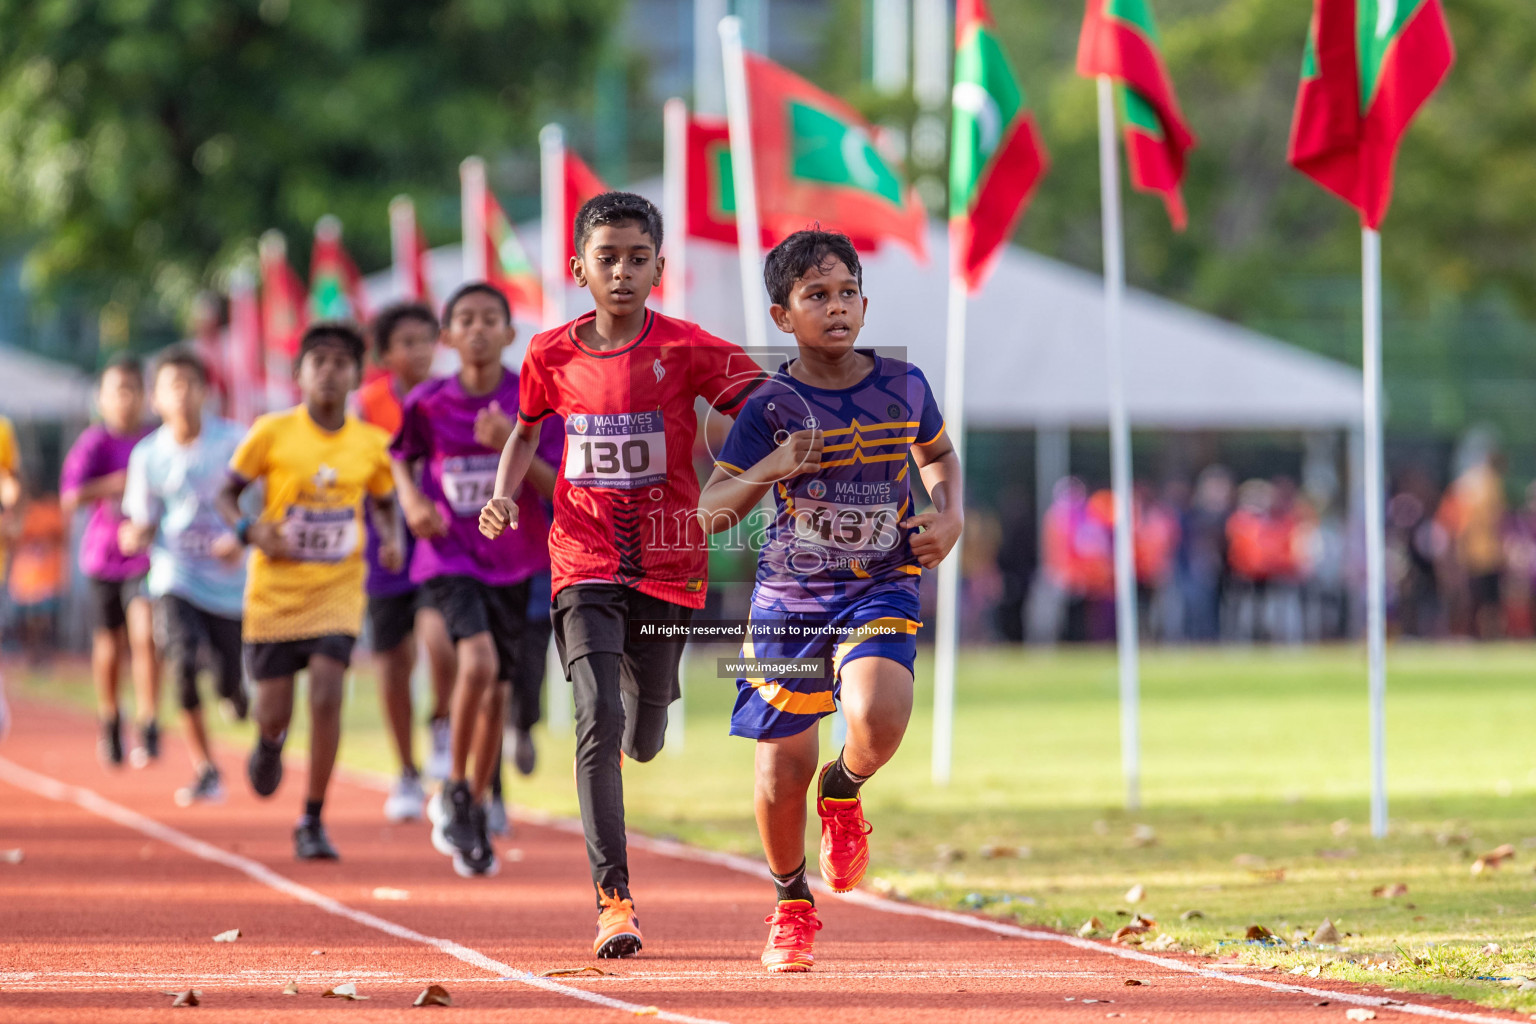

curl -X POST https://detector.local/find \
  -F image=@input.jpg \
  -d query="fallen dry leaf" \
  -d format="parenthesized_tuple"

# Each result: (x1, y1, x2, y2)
(1132, 913, 1156, 928)
(211, 929, 240, 943)
(1313, 919, 1341, 944)
(1111, 923, 1151, 944)
(1344, 1010, 1377, 1021)
(164, 989, 200, 1007)
(1143, 933, 1181, 952)
(1482, 943, 1502, 955)
(322, 983, 368, 1000)
(1129, 824, 1157, 847)
(541, 966, 614, 978)
(1250, 868, 1288, 883)
(310, 950, 324, 956)
(1371, 883, 1408, 898)
(413, 984, 452, 1007)
(633, 1008, 660, 1017)
(1124, 979, 1145, 986)
(1179, 909, 1204, 920)
(371, 886, 410, 901)
(978, 844, 1028, 860)
(1, 848, 22, 864)
(1246, 925, 1276, 942)
(1124, 884, 1146, 903)
(1077, 917, 1104, 937)
(935, 844, 964, 863)
(282, 981, 299, 996)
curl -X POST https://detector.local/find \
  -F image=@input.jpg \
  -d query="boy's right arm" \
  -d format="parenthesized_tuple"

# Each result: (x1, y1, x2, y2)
(480, 419, 540, 539)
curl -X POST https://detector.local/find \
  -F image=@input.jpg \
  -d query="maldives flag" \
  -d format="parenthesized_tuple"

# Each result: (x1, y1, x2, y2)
(1077, 0, 1198, 230)
(258, 230, 306, 356)
(308, 216, 369, 323)
(1288, 0, 1453, 229)
(485, 190, 544, 317)
(744, 53, 927, 258)
(389, 196, 433, 305)
(950, 0, 1049, 292)
(686, 115, 777, 248)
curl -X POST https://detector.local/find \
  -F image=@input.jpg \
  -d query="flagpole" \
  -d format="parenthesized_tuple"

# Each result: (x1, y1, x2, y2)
(540, 124, 567, 330)
(460, 157, 488, 285)
(932, 268, 966, 786)
(718, 15, 769, 351)
(1097, 74, 1141, 812)
(1362, 226, 1388, 839)
(662, 97, 689, 320)
(390, 196, 416, 300)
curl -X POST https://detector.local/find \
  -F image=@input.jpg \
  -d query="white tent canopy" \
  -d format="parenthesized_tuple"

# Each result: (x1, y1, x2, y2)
(365, 216, 1361, 433)
(0, 344, 94, 421)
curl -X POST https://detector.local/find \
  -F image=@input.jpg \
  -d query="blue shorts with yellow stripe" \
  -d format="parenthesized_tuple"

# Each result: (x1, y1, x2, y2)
(728, 588, 921, 740)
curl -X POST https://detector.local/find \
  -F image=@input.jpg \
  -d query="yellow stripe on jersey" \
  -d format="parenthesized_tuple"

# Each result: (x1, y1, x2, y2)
(914, 422, 947, 447)
(230, 407, 395, 644)
(819, 418, 919, 438)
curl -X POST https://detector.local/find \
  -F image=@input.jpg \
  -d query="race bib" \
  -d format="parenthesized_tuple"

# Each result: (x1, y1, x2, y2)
(283, 506, 359, 563)
(789, 499, 902, 553)
(172, 523, 222, 559)
(563, 412, 667, 489)
(440, 454, 500, 516)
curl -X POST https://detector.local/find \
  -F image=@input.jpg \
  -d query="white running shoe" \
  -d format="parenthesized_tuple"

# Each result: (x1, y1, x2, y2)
(384, 773, 427, 823)
(427, 786, 448, 827)
(426, 716, 451, 780)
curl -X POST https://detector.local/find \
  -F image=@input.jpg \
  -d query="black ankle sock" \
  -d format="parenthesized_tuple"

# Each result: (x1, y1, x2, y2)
(259, 732, 285, 752)
(303, 798, 323, 822)
(771, 859, 814, 904)
(819, 752, 870, 801)
(490, 768, 503, 799)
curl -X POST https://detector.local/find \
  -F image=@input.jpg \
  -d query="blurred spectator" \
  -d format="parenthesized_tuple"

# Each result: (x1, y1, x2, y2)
(1386, 466, 1446, 637)
(1225, 477, 1308, 643)
(993, 486, 1036, 643)
(1175, 466, 1232, 642)
(1504, 481, 1536, 638)
(1436, 444, 1507, 638)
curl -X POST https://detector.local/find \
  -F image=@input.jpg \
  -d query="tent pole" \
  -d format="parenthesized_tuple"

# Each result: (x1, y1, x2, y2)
(539, 125, 567, 330)
(1097, 75, 1141, 812)
(1362, 226, 1388, 839)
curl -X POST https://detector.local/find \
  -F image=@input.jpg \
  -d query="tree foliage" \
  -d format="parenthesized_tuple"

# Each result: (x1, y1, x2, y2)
(0, 0, 617, 316)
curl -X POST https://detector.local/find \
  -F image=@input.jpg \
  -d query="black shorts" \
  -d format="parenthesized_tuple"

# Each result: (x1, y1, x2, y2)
(552, 583, 693, 704)
(157, 595, 243, 712)
(89, 575, 147, 632)
(244, 634, 356, 682)
(424, 575, 530, 683)
(367, 587, 424, 653)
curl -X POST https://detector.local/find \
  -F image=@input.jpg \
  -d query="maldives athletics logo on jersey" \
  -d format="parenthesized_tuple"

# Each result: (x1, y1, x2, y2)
(1288, 0, 1454, 229)
(807, 480, 828, 500)
(571, 414, 589, 435)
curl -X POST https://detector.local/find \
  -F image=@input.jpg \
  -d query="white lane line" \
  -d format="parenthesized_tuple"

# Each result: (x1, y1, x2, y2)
(0, 756, 729, 1024)
(501, 807, 1523, 1024)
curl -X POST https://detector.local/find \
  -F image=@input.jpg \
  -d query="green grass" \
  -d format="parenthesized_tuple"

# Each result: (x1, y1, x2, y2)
(18, 643, 1536, 1012)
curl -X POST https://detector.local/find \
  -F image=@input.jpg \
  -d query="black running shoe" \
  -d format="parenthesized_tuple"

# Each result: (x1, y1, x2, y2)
(130, 720, 160, 768)
(431, 780, 476, 859)
(247, 735, 284, 797)
(452, 803, 500, 878)
(98, 715, 124, 768)
(175, 765, 225, 807)
(293, 818, 339, 861)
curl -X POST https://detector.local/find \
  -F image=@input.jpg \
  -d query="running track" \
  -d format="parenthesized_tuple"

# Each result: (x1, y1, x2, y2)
(0, 698, 1525, 1022)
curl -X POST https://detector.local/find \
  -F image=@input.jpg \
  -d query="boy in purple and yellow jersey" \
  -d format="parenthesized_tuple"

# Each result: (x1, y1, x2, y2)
(699, 230, 963, 973)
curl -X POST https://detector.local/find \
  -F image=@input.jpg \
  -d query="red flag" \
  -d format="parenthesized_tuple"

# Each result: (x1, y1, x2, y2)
(189, 291, 231, 413)
(685, 115, 777, 248)
(743, 53, 927, 257)
(258, 230, 305, 406)
(1288, 0, 1453, 229)
(308, 216, 369, 323)
(1077, 0, 1198, 230)
(562, 152, 609, 265)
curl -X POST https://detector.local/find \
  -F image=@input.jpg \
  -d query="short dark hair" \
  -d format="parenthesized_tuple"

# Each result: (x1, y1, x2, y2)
(763, 229, 864, 307)
(99, 352, 144, 385)
(371, 301, 438, 359)
(298, 321, 366, 368)
(153, 345, 208, 384)
(572, 191, 664, 259)
(441, 282, 510, 326)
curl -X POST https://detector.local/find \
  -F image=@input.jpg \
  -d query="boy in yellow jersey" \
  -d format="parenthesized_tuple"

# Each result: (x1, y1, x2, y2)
(217, 323, 403, 860)
(0, 413, 20, 742)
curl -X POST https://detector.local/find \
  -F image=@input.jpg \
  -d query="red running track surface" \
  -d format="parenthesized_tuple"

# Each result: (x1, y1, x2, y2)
(0, 697, 1524, 1023)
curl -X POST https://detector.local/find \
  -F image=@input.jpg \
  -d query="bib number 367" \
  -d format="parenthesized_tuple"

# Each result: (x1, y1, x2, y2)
(283, 507, 359, 563)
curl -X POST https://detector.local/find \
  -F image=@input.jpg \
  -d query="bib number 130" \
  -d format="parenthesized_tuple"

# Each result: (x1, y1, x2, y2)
(563, 412, 667, 489)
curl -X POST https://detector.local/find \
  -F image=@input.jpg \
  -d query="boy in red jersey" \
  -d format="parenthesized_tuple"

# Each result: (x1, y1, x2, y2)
(481, 192, 764, 957)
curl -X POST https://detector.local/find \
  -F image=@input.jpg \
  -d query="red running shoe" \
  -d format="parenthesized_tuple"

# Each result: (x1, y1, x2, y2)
(761, 898, 822, 973)
(817, 760, 872, 893)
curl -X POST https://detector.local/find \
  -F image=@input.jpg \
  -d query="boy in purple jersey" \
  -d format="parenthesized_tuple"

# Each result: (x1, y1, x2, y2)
(392, 282, 555, 878)
(61, 355, 159, 769)
(698, 230, 962, 973)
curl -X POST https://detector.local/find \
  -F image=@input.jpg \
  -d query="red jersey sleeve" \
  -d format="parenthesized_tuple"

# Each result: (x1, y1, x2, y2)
(517, 333, 559, 426)
(687, 326, 768, 415)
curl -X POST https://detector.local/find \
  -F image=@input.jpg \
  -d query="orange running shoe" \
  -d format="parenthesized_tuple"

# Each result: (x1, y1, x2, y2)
(761, 899, 822, 973)
(593, 889, 643, 958)
(817, 760, 872, 893)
